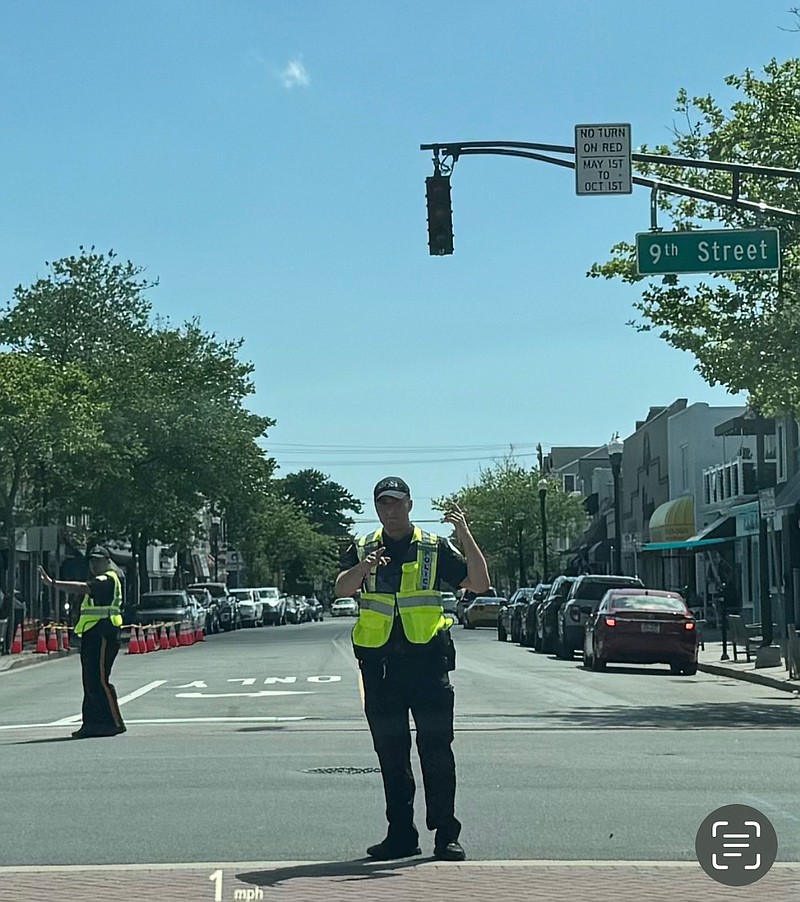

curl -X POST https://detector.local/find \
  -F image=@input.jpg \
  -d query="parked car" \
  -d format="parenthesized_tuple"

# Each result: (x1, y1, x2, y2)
(256, 587, 286, 625)
(497, 599, 512, 642)
(189, 582, 240, 631)
(295, 597, 313, 623)
(229, 588, 263, 627)
(583, 588, 699, 675)
(135, 591, 205, 634)
(440, 592, 458, 619)
(283, 595, 299, 624)
(186, 586, 221, 635)
(522, 583, 552, 647)
(464, 595, 507, 629)
(331, 597, 358, 617)
(535, 576, 577, 654)
(305, 596, 324, 621)
(506, 587, 538, 644)
(456, 590, 475, 624)
(557, 575, 645, 659)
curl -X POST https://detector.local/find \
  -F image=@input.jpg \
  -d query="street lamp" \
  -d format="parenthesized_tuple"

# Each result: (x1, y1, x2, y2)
(210, 514, 221, 582)
(538, 479, 549, 581)
(607, 435, 624, 574)
(514, 512, 527, 587)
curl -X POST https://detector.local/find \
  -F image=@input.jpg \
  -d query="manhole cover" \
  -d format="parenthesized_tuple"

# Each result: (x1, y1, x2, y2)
(303, 766, 381, 775)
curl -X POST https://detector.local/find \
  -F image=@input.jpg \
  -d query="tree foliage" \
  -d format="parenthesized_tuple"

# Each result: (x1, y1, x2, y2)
(589, 58, 800, 414)
(277, 469, 363, 538)
(434, 458, 586, 587)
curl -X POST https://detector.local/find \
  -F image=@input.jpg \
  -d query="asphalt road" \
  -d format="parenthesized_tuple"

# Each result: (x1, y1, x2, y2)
(1, 616, 799, 867)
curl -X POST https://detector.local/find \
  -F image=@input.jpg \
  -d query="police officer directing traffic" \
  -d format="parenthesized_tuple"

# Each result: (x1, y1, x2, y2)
(39, 545, 126, 739)
(336, 477, 490, 862)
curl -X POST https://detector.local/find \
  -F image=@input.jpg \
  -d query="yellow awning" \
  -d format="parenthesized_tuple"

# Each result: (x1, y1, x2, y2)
(648, 495, 694, 543)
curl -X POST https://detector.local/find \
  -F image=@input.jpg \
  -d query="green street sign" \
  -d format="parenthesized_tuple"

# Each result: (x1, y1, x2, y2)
(636, 228, 780, 275)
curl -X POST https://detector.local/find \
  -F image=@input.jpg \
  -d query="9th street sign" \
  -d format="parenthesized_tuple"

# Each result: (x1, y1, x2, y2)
(636, 228, 780, 275)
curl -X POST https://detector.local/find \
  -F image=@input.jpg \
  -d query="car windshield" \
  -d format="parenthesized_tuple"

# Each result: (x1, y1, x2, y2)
(138, 595, 186, 610)
(612, 595, 688, 613)
(230, 591, 252, 600)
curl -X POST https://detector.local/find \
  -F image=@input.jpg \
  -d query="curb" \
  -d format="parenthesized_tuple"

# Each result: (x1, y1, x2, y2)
(0, 650, 73, 673)
(697, 660, 800, 693)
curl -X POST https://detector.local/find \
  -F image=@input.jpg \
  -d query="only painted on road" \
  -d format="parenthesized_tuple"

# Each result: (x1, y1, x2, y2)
(636, 228, 780, 275)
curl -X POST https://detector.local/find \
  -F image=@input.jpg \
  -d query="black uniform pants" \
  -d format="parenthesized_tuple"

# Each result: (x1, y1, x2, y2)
(360, 655, 461, 845)
(79, 619, 125, 733)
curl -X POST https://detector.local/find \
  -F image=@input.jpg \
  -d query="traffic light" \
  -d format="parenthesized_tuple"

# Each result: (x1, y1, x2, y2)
(425, 174, 454, 255)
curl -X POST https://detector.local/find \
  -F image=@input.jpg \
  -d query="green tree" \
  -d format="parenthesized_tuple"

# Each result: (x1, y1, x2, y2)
(589, 58, 800, 414)
(434, 458, 586, 588)
(0, 249, 277, 591)
(0, 353, 101, 601)
(277, 469, 363, 538)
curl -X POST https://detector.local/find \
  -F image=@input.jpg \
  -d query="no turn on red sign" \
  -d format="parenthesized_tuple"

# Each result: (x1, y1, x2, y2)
(575, 123, 632, 195)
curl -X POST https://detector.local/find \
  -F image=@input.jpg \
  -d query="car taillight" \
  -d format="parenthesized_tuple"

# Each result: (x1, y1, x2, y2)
(569, 607, 581, 622)
(604, 616, 617, 628)
(685, 621, 695, 630)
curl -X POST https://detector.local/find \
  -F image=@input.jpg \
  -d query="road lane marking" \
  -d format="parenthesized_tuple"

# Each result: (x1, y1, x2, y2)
(0, 716, 310, 731)
(175, 690, 315, 698)
(48, 679, 168, 725)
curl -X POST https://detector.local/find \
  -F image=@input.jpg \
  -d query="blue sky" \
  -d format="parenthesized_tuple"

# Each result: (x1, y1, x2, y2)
(1, 0, 796, 531)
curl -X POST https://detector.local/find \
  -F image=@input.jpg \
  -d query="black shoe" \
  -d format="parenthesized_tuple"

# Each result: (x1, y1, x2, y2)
(70, 727, 119, 739)
(366, 839, 421, 860)
(434, 840, 466, 861)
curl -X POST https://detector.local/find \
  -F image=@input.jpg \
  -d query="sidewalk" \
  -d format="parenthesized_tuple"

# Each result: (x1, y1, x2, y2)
(1, 860, 799, 902)
(697, 633, 800, 694)
(0, 647, 73, 673)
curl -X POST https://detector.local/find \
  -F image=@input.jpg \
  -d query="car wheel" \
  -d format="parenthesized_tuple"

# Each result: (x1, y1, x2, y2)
(555, 630, 570, 659)
(533, 628, 542, 652)
(465, 619, 475, 630)
(592, 652, 606, 671)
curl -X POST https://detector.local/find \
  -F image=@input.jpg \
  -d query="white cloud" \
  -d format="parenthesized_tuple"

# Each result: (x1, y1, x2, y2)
(280, 58, 310, 89)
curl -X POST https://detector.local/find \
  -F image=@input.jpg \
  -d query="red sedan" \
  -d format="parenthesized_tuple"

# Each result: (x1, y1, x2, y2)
(583, 589, 699, 675)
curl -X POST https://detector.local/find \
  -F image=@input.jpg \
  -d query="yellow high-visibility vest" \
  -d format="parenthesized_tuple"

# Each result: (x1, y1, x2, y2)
(74, 569, 124, 637)
(352, 527, 452, 649)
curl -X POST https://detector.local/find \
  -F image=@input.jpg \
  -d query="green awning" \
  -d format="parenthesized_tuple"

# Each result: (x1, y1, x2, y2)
(639, 537, 733, 552)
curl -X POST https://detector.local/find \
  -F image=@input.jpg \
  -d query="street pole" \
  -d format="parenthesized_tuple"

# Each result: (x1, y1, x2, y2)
(538, 479, 548, 582)
(211, 515, 220, 583)
(515, 512, 526, 587)
(607, 436, 624, 575)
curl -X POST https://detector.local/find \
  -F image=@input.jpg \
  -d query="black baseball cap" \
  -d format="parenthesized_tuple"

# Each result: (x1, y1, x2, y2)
(88, 545, 111, 559)
(374, 477, 411, 501)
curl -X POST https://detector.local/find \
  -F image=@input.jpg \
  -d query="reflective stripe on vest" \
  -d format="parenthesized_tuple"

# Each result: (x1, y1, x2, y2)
(352, 527, 447, 648)
(74, 569, 124, 636)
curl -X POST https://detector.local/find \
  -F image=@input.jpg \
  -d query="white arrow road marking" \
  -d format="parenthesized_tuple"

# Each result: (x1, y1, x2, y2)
(48, 680, 168, 726)
(228, 679, 256, 685)
(175, 680, 208, 689)
(175, 690, 314, 699)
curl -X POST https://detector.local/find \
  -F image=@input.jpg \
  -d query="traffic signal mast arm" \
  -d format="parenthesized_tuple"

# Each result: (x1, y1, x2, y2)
(420, 141, 800, 224)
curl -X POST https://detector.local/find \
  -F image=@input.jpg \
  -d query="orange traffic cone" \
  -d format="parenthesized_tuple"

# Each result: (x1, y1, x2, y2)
(60, 626, 71, 652)
(186, 622, 195, 645)
(11, 624, 22, 654)
(168, 623, 178, 648)
(47, 627, 59, 653)
(127, 628, 141, 655)
(145, 627, 157, 653)
(36, 626, 48, 654)
(159, 626, 169, 650)
(195, 622, 205, 643)
(139, 626, 149, 653)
